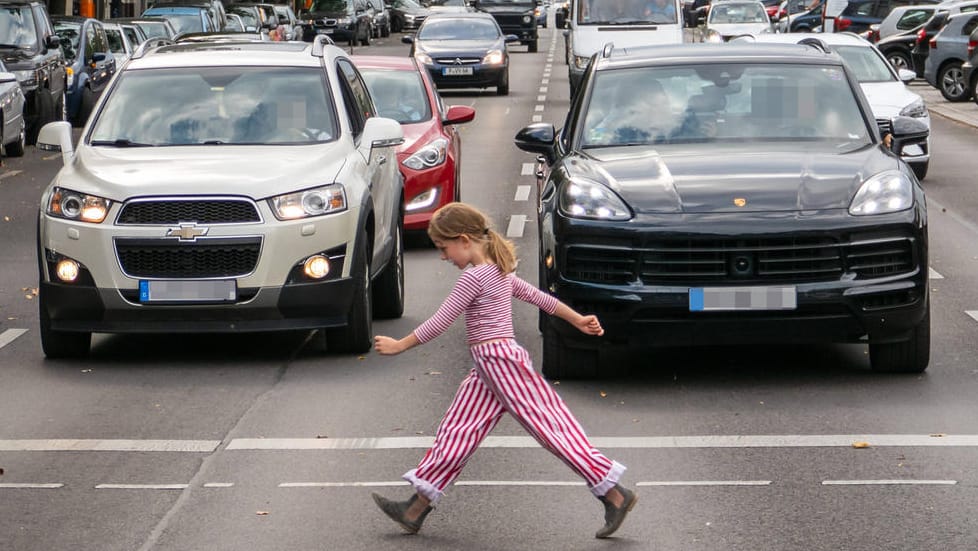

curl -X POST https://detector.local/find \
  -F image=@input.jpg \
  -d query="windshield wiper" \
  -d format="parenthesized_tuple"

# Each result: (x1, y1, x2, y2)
(90, 139, 154, 147)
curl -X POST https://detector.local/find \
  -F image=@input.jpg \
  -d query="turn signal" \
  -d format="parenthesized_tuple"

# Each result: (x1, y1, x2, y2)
(56, 259, 80, 282)
(303, 255, 330, 279)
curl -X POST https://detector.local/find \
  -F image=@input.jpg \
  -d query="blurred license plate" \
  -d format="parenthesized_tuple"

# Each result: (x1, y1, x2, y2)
(139, 280, 236, 303)
(689, 286, 796, 312)
(443, 67, 473, 76)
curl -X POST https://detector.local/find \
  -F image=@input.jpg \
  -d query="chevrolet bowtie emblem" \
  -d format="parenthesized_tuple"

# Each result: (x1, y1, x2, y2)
(167, 223, 208, 241)
(733, 198, 747, 207)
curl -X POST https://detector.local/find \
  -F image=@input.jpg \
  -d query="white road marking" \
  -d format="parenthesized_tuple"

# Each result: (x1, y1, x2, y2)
(542, 78, 549, 84)
(967, 311, 978, 323)
(505, 107, 510, 115)
(515, 185, 532, 201)
(534, 105, 545, 111)
(532, 115, 543, 122)
(929, 267, 944, 279)
(203, 483, 234, 488)
(0, 170, 23, 180)
(96, 484, 189, 490)
(506, 215, 528, 238)
(280, 481, 410, 488)
(521, 162, 535, 175)
(0, 439, 220, 452)
(539, 87, 548, 93)
(0, 328, 28, 350)
(0, 483, 64, 489)
(537, 95, 547, 101)
(457, 481, 584, 487)
(638, 480, 771, 487)
(822, 480, 957, 486)
(225, 434, 978, 450)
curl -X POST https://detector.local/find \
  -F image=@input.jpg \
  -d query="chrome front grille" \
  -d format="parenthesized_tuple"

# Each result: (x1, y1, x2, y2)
(117, 198, 261, 225)
(433, 57, 481, 65)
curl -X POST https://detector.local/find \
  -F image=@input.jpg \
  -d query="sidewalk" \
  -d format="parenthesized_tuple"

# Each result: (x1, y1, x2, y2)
(910, 81, 978, 129)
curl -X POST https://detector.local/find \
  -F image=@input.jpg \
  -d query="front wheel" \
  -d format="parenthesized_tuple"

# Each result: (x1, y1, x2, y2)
(938, 61, 969, 102)
(541, 322, 598, 379)
(39, 289, 91, 358)
(869, 308, 930, 373)
(4, 120, 26, 157)
(885, 49, 912, 73)
(372, 220, 405, 319)
(497, 70, 509, 95)
(324, 233, 373, 353)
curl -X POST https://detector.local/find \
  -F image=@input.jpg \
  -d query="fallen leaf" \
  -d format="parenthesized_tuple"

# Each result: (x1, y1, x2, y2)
(0, 467, 4, 475)
(24, 294, 33, 300)
(599, 391, 607, 398)
(426, 371, 442, 376)
(256, 511, 269, 516)
(552, 381, 560, 385)
(316, 434, 328, 439)
(358, 356, 365, 360)
(415, 431, 425, 435)
(852, 441, 871, 449)
(3, 216, 9, 222)
(31, 288, 38, 295)
(929, 433, 946, 438)
(632, 419, 639, 423)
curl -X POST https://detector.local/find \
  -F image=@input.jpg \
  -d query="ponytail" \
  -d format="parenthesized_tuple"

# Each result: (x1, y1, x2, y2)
(485, 229, 517, 274)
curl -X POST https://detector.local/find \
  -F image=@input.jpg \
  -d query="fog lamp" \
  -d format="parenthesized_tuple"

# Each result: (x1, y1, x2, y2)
(56, 259, 80, 282)
(303, 255, 330, 279)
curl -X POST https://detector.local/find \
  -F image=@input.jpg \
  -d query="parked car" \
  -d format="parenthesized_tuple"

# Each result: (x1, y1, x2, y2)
(0, 0, 67, 144)
(106, 17, 179, 40)
(389, 0, 432, 31)
(878, 24, 927, 73)
(298, 0, 374, 46)
(103, 22, 146, 65)
(426, 0, 474, 13)
(705, 0, 772, 40)
(875, 4, 939, 41)
(514, 42, 930, 377)
(52, 16, 117, 127)
(923, 10, 978, 100)
(355, 55, 475, 231)
(775, 0, 812, 32)
(34, 38, 405, 358)
(0, 59, 26, 158)
(789, 1, 822, 31)
(404, 12, 518, 94)
(368, 0, 392, 36)
(743, 32, 930, 179)
(831, 0, 942, 34)
(141, 5, 219, 36)
(225, 12, 247, 31)
(909, 1, 978, 74)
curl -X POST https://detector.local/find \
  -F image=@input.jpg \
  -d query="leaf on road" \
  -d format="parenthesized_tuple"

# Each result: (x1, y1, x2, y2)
(852, 441, 871, 449)
(0, 467, 4, 475)
(256, 511, 269, 516)
(929, 433, 946, 438)
(24, 294, 33, 300)
(316, 434, 328, 439)
(426, 371, 442, 376)
(81, 369, 92, 373)
(599, 391, 607, 398)
(3, 216, 9, 222)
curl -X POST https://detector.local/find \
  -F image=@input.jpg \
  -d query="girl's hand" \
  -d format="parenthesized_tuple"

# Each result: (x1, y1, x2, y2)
(374, 335, 403, 355)
(575, 314, 604, 336)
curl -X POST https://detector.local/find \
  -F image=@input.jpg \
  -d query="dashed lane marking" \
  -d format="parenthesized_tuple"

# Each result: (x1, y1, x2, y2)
(280, 481, 410, 488)
(521, 162, 535, 175)
(0, 439, 220, 452)
(538, 95, 547, 101)
(0, 483, 63, 489)
(0, 328, 28, 350)
(540, 87, 548, 93)
(515, 185, 532, 202)
(532, 115, 543, 122)
(96, 484, 189, 490)
(506, 215, 528, 238)
(203, 483, 234, 488)
(534, 105, 545, 111)
(929, 267, 944, 279)
(638, 481, 771, 487)
(822, 480, 957, 486)
(0, 170, 23, 180)
(967, 311, 978, 323)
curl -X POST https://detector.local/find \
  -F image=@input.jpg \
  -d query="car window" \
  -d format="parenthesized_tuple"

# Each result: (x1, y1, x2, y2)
(310, 0, 353, 11)
(85, 23, 97, 60)
(89, 67, 338, 146)
(91, 24, 107, 54)
(962, 13, 978, 33)
(34, 5, 54, 39)
(708, 3, 767, 24)
(361, 69, 433, 123)
(105, 28, 125, 53)
(53, 20, 81, 60)
(580, 0, 678, 25)
(418, 18, 500, 39)
(0, 6, 39, 49)
(896, 8, 932, 30)
(123, 26, 141, 46)
(336, 59, 374, 137)
(835, 45, 894, 83)
(580, 64, 870, 148)
(227, 6, 260, 28)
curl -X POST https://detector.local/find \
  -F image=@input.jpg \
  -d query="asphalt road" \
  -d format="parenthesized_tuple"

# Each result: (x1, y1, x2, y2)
(1, 24, 978, 551)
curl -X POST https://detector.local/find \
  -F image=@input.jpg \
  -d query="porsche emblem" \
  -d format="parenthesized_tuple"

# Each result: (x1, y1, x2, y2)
(733, 198, 747, 207)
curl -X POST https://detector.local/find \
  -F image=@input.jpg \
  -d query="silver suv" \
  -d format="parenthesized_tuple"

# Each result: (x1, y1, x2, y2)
(35, 38, 405, 358)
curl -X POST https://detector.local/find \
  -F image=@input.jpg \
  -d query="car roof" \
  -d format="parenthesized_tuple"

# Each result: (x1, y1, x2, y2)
(424, 12, 496, 21)
(144, 6, 208, 12)
(351, 55, 419, 70)
(738, 32, 871, 47)
(597, 43, 846, 71)
(127, 41, 332, 69)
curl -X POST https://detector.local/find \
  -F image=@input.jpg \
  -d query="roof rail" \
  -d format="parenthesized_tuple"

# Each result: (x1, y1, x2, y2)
(797, 37, 830, 53)
(601, 42, 614, 58)
(311, 34, 335, 57)
(131, 37, 175, 60)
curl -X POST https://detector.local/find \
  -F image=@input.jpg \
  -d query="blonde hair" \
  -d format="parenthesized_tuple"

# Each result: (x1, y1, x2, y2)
(427, 202, 517, 274)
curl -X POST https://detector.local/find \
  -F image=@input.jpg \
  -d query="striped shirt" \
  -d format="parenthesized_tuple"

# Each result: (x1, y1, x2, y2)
(414, 263, 559, 345)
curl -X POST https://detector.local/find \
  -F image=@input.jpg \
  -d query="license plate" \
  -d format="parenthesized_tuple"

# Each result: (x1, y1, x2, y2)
(689, 286, 796, 312)
(139, 280, 236, 303)
(442, 67, 473, 76)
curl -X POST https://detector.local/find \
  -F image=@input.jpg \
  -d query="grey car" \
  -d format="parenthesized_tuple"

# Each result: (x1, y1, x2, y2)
(0, 58, 26, 158)
(923, 10, 978, 100)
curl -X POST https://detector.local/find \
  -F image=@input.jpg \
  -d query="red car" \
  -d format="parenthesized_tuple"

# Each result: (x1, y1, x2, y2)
(353, 55, 475, 232)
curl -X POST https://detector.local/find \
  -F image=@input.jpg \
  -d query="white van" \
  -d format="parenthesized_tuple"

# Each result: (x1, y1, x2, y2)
(564, 0, 685, 95)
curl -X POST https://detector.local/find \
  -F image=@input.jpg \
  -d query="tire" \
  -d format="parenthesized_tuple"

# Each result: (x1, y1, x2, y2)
(910, 161, 928, 181)
(528, 39, 538, 53)
(4, 119, 26, 158)
(382, 21, 390, 37)
(497, 70, 509, 95)
(541, 322, 599, 379)
(869, 308, 930, 373)
(885, 49, 912, 73)
(39, 288, 91, 359)
(372, 220, 405, 319)
(324, 232, 372, 354)
(392, 17, 402, 33)
(74, 86, 96, 128)
(938, 61, 969, 102)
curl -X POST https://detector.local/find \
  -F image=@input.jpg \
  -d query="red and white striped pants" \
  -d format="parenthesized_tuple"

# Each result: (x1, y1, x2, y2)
(404, 339, 625, 504)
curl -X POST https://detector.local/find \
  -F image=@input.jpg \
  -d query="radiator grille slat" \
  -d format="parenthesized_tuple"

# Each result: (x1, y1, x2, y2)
(116, 238, 261, 279)
(118, 200, 260, 225)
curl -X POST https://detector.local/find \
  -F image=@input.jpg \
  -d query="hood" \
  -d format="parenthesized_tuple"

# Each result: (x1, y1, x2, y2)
(566, 144, 897, 214)
(63, 143, 348, 201)
(859, 81, 924, 119)
(709, 22, 771, 37)
(572, 25, 684, 56)
(309, 8, 352, 17)
(397, 121, 442, 156)
(417, 39, 501, 55)
(477, 4, 533, 14)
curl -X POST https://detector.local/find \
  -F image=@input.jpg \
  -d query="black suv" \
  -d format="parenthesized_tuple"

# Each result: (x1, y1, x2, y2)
(298, 0, 374, 46)
(0, 0, 67, 143)
(473, 0, 538, 52)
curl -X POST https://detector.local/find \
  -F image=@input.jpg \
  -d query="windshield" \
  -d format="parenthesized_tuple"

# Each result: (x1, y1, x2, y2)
(53, 20, 81, 61)
(145, 12, 204, 34)
(136, 21, 171, 38)
(90, 67, 338, 146)
(581, 64, 871, 149)
(418, 18, 499, 39)
(474, 0, 531, 5)
(227, 7, 260, 27)
(835, 45, 894, 83)
(578, 0, 678, 25)
(0, 7, 38, 50)
(708, 3, 768, 24)
(361, 69, 432, 124)
(309, 0, 351, 12)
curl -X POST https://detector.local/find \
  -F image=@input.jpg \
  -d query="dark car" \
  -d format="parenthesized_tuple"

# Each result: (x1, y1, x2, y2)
(514, 42, 930, 378)
(106, 17, 179, 40)
(0, 0, 67, 144)
(298, 0, 374, 46)
(789, 2, 821, 31)
(910, 8, 952, 73)
(52, 16, 116, 127)
(877, 25, 923, 74)
(472, 0, 538, 52)
(833, 0, 941, 34)
(389, 0, 431, 31)
(404, 12, 518, 94)
(368, 0, 392, 36)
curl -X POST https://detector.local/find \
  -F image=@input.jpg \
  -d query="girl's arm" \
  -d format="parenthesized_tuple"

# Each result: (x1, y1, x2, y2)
(511, 275, 603, 336)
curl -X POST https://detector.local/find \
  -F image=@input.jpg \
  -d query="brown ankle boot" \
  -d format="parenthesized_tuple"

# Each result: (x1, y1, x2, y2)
(595, 484, 638, 538)
(371, 492, 433, 534)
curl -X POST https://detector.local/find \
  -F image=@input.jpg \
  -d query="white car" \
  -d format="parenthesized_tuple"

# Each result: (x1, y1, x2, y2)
(35, 38, 406, 357)
(737, 33, 931, 180)
(706, 0, 772, 40)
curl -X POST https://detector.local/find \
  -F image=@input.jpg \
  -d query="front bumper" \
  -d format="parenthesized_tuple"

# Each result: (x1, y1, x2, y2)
(401, 156, 456, 231)
(423, 63, 506, 90)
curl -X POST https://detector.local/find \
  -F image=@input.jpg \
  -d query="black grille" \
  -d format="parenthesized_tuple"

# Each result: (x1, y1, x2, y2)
(116, 237, 261, 278)
(876, 118, 892, 136)
(117, 200, 260, 225)
(564, 236, 915, 285)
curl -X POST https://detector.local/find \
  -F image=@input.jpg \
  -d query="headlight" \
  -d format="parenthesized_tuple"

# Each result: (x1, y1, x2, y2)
(406, 188, 439, 211)
(415, 51, 433, 65)
(337, 17, 351, 25)
(849, 171, 913, 215)
(268, 184, 347, 220)
(899, 99, 927, 119)
(559, 179, 632, 220)
(573, 55, 590, 70)
(46, 187, 112, 223)
(482, 49, 504, 65)
(523, 14, 533, 23)
(403, 137, 448, 170)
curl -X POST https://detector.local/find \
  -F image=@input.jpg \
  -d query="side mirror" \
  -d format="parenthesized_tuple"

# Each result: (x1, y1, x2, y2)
(514, 123, 557, 165)
(37, 121, 75, 165)
(443, 104, 475, 125)
(362, 117, 405, 161)
(897, 68, 916, 83)
(504, 33, 520, 43)
(92, 52, 106, 63)
(46, 35, 62, 49)
(402, 35, 414, 43)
